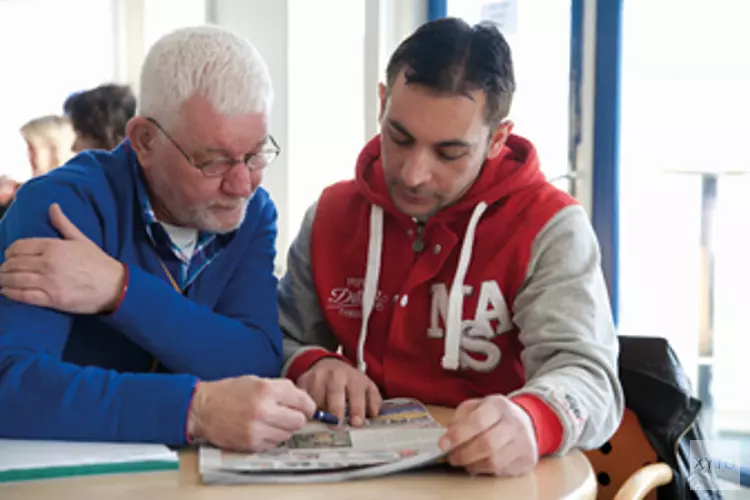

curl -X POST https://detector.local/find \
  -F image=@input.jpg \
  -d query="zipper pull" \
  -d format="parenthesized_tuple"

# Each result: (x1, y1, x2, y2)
(412, 222, 425, 252)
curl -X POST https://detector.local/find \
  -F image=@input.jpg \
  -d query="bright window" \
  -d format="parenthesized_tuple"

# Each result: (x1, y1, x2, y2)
(447, 0, 572, 189)
(618, 0, 750, 437)
(0, 0, 115, 181)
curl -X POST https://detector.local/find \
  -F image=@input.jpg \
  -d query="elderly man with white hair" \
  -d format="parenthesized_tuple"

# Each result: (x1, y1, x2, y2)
(0, 25, 314, 451)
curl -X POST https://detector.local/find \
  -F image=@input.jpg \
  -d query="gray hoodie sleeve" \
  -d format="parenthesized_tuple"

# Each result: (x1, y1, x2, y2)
(279, 202, 339, 374)
(509, 204, 624, 455)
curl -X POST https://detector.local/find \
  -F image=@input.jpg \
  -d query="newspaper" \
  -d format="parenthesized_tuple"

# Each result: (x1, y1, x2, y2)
(199, 398, 447, 484)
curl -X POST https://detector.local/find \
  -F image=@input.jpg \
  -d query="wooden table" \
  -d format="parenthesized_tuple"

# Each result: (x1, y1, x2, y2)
(1, 407, 597, 499)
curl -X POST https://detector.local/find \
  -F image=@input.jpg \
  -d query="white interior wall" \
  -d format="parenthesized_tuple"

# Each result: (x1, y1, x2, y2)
(205, 0, 292, 270)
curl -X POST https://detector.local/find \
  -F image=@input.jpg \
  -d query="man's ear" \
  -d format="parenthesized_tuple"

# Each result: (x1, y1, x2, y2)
(486, 121, 514, 159)
(125, 116, 157, 164)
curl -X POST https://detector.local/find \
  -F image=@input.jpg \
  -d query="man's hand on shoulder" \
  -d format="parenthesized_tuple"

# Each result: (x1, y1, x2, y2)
(0, 203, 126, 313)
(297, 358, 382, 427)
(439, 395, 539, 477)
(187, 376, 316, 452)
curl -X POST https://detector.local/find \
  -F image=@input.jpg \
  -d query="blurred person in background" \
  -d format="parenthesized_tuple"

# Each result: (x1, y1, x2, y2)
(19, 115, 75, 178)
(63, 84, 137, 152)
(2, 115, 76, 216)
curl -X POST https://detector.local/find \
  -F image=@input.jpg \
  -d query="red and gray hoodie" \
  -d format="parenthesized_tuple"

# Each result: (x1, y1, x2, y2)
(279, 133, 624, 457)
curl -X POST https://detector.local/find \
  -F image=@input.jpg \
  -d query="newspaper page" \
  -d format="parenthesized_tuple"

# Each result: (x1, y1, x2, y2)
(199, 398, 447, 483)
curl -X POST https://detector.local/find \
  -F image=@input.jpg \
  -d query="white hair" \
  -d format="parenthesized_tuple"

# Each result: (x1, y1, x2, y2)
(138, 24, 273, 123)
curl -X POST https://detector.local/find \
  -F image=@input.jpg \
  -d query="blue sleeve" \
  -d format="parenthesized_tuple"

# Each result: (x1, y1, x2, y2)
(105, 197, 283, 380)
(0, 179, 197, 443)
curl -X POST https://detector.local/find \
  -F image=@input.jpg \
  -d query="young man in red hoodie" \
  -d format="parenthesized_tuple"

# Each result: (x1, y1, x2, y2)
(279, 18, 623, 476)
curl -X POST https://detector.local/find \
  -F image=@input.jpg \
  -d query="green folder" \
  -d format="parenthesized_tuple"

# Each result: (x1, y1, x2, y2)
(0, 460, 178, 483)
(0, 439, 179, 483)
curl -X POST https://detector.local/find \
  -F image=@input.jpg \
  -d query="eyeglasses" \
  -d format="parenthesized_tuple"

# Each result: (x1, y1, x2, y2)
(147, 117, 280, 177)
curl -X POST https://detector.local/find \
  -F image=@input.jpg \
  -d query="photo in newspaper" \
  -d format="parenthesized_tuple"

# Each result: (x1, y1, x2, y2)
(199, 398, 446, 478)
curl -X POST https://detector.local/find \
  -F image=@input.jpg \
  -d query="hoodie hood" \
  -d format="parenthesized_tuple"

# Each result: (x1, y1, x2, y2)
(350, 133, 554, 374)
(354, 133, 549, 221)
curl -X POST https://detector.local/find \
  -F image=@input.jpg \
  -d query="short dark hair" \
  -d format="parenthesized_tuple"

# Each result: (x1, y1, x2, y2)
(385, 17, 515, 126)
(63, 83, 137, 150)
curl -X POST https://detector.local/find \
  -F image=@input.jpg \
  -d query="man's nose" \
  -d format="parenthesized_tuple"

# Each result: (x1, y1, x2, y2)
(400, 149, 432, 188)
(221, 163, 256, 198)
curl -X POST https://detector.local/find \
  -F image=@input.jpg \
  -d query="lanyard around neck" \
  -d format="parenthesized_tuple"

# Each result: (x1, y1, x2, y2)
(157, 258, 182, 293)
(150, 257, 184, 373)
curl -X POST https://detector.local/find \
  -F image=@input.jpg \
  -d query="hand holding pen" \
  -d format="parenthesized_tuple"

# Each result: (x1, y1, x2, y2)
(296, 358, 383, 427)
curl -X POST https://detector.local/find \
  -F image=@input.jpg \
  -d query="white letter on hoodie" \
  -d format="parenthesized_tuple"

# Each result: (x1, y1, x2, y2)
(461, 281, 512, 372)
(428, 281, 511, 372)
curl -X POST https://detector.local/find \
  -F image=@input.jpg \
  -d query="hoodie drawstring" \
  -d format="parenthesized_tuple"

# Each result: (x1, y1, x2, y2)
(356, 202, 489, 374)
(356, 205, 384, 373)
(441, 201, 488, 370)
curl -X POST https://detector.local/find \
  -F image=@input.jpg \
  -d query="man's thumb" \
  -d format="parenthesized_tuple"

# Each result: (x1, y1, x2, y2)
(50, 203, 87, 241)
(452, 398, 482, 422)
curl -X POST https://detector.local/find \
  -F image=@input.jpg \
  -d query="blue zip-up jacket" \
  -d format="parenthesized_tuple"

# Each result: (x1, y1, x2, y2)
(0, 143, 283, 444)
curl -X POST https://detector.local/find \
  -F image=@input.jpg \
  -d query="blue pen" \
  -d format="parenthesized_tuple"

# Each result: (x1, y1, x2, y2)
(313, 409, 341, 426)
